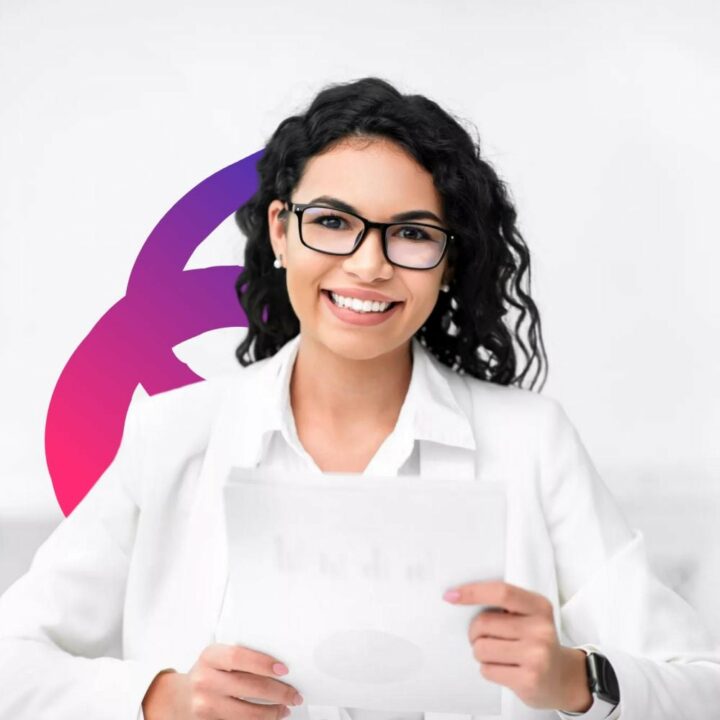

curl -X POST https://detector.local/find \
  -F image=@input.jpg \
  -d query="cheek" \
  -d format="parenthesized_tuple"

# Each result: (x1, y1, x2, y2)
(283, 264, 328, 316)
(282, 271, 309, 320)
(406, 280, 442, 311)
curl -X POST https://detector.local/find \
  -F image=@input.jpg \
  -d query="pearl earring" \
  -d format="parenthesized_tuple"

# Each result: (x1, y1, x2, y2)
(273, 255, 283, 269)
(440, 282, 450, 293)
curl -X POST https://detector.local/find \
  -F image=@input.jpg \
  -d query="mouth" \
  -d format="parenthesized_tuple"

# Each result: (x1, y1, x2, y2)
(321, 289, 403, 313)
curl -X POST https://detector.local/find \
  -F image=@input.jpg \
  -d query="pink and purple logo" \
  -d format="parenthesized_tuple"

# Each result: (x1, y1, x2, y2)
(45, 149, 264, 516)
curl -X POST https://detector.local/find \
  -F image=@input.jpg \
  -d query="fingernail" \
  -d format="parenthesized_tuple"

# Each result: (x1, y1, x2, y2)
(443, 589, 461, 602)
(281, 707, 291, 718)
(273, 662, 289, 675)
(292, 692, 304, 705)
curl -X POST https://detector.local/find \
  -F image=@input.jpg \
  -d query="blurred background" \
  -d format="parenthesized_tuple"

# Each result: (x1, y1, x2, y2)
(0, 0, 718, 639)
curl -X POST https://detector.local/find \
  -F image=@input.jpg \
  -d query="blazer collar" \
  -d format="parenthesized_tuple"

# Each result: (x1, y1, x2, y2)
(222, 334, 476, 470)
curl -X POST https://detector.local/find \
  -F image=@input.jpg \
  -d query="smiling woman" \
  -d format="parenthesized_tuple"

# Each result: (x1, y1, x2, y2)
(0, 75, 718, 720)
(232, 77, 549, 476)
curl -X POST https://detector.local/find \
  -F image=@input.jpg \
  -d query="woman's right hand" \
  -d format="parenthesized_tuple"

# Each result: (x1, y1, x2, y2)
(142, 643, 304, 720)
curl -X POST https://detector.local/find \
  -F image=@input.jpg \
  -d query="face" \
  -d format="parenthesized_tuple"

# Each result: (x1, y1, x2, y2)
(267, 136, 452, 361)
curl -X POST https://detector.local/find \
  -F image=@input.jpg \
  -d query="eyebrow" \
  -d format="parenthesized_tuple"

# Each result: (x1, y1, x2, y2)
(308, 195, 444, 225)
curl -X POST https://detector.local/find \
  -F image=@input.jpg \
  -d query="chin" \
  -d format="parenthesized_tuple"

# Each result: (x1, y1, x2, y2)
(317, 332, 409, 362)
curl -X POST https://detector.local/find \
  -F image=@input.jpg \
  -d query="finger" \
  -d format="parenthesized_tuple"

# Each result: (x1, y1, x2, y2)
(479, 661, 524, 688)
(446, 581, 553, 617)
(218, 670, 302, 707)
(208, 693, 289, 720)
(468, 609, 530, 643)
(202, 644, 291, 678)
(472, 636, 522, 666)
(233, 698, 292, 720)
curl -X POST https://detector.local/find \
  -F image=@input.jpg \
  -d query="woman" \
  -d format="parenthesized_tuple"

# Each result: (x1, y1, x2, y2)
(0, 77, 718, 720)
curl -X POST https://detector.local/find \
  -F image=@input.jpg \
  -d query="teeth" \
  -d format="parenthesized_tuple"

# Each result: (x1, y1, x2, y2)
(330, 291, 392, 313)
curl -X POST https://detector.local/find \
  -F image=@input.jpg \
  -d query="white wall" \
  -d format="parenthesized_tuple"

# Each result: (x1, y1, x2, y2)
(1, 0, 718, 629)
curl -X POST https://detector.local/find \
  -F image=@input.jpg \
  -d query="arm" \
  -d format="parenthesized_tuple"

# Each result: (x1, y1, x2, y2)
(538, 400, 720, 719)
(0, 392, 174, 719)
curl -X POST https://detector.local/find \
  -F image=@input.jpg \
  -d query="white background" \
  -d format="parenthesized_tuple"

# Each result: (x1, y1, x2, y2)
(0, 0, 718, 631)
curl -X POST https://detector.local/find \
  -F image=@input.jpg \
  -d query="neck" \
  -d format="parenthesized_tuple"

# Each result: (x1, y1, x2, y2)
(290, 335, 413, 432)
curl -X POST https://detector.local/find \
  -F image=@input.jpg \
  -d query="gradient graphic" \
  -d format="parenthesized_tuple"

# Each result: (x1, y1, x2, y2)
(45, 149, 264, 516)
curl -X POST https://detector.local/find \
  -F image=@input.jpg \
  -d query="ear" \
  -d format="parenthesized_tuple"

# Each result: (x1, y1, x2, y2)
(267, 199, 289, 262)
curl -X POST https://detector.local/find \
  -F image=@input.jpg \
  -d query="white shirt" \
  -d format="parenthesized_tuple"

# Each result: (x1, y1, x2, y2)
(0, 333, 718, 720)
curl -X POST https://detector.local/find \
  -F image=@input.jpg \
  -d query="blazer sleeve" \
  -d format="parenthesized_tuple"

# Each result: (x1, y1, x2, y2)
(537, 399, 720, 718)
(0, 392, 174, 720)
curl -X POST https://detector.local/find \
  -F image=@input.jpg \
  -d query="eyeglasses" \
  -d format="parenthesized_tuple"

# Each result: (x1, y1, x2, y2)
(284, 201, 454, 270)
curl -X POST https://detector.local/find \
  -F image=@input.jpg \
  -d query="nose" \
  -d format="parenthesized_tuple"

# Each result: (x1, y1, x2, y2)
(341, 226, 393, 281)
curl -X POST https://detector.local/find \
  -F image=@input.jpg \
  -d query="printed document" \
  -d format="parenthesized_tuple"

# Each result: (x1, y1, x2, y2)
(214, 468, 507, 715)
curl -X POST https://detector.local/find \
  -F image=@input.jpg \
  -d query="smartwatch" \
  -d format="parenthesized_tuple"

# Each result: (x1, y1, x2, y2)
(588, 651, 620, 705)
(558, 649, 620, 719)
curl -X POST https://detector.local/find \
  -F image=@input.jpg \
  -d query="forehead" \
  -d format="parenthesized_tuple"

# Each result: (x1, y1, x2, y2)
(296, 138, 443, 219)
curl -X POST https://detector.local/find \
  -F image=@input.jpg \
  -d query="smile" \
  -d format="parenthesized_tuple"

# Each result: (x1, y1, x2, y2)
(321, 290, 403, 326)
(328, 290, 396, 313)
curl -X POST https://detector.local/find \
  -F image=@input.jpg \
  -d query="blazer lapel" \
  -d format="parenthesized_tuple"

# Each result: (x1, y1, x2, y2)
(172, 372, 270, 670)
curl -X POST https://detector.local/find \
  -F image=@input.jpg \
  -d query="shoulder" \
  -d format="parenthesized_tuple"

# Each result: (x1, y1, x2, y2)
(437, 371, 589, 493)
(427, 353, 565, 429)
(459, 374, 584, 470)
(417, 342, 569, 445)
(467, 374, 563, 423)
(126, 360, 271, 448)
(429, 360, 572, 457)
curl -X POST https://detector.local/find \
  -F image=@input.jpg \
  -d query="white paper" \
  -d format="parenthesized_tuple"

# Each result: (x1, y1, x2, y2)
(214, 468, 507, 715)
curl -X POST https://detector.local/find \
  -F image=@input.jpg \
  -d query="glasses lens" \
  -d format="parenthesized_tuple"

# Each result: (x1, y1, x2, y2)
(300, 206, 364, 254)
(386, 223, 447, 269)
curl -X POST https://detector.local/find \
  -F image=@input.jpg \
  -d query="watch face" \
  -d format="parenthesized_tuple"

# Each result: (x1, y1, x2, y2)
(587, 652, 620, 703)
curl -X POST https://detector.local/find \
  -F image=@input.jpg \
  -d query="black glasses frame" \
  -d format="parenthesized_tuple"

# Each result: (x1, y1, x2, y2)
(284, 201, 454, 271)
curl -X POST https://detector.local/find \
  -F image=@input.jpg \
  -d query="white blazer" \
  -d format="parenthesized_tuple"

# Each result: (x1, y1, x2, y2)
(0, 334, 718, 720)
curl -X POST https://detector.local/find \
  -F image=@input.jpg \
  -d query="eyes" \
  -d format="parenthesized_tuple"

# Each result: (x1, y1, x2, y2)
(312, 212, 436, 242)
(313, 214, 345, 230)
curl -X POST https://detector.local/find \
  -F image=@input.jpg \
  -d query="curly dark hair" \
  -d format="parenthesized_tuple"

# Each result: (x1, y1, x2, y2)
(234, 76, 548, 391)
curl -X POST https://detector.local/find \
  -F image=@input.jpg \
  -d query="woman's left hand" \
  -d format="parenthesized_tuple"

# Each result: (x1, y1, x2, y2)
(442, 580, 592, 713)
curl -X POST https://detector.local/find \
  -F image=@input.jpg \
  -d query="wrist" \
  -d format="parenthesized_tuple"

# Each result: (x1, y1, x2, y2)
(142, 669, 184, 720)
(557, 648, 593, 713)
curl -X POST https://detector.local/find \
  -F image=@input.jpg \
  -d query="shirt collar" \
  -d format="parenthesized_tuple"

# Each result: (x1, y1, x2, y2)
(229, 334, 476, 466)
